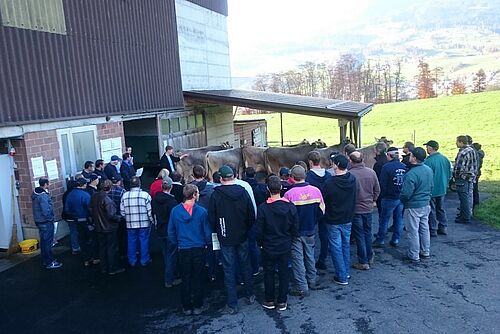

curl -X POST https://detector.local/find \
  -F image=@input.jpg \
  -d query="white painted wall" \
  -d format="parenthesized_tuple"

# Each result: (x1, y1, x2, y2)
(175, 0, 232, 90)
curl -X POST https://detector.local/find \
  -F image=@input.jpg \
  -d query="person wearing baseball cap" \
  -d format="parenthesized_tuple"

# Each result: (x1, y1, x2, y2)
(423, 140, 452, 236)
(400, 147, 434, 263)
(322, 154, 357, 285)
(373, 146, 406, 248)
(104, 155, 122, 182)
(208, 165, 256, 313)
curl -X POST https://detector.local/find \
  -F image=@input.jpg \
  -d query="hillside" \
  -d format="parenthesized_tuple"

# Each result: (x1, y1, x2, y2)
(230, 0, 500, 90)
(235, 91, 500, 181)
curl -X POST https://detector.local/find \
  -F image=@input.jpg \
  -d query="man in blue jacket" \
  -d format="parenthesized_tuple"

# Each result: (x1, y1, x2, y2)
(373, 147, 406, 247)
(65, 177, 97, 266)
(401, 147, 434, 263)
(168, 184, 211, 316)
(32, 178, 62, 269)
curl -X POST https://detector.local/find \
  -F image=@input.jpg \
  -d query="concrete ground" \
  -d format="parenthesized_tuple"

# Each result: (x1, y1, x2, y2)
(1, 191, 499, 334)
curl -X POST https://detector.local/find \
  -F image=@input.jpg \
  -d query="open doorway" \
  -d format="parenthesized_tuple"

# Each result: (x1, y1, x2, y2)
(123, 118, 159, 190)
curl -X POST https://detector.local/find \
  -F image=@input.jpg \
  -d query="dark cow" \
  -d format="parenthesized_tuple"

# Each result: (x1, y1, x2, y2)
(176, 145, 226, 183)
(242, 146, 267, 173)
(206, 148, 244, 180)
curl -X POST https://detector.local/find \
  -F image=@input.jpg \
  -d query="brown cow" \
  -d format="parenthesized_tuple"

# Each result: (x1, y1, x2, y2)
(264, 144, 318, 174)
(242, 146, 267, 173)
(206, 148, 244, 180)
(176, 145, 226, 183)
(353, 137, 394, 169)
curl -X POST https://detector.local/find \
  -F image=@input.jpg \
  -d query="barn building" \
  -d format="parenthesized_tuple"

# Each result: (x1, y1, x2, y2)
(0, 0, 234, 245)
(0, 0, 372, 248)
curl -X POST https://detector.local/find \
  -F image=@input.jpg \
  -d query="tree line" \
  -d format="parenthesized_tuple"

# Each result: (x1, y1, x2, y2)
(252, 54, 491, 103)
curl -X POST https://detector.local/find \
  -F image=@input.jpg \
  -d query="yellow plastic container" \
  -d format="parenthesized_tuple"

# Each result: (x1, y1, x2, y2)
(19, 239, 39, 254)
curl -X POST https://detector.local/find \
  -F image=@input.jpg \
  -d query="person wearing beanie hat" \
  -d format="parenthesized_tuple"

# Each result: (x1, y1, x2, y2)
(65, 175, 98, 267)
(424, 140, 452, 236)
(86, 173, 100, 197)
(373, 146, 406, 248)
(284, 165, 325, 296)
(278, 167, 293, 196)
(322, 154, 357, 285)
(401, 147, 434, 263)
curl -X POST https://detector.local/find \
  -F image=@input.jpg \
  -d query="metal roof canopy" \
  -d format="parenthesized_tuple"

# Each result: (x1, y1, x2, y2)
(183, 89, 373, 147)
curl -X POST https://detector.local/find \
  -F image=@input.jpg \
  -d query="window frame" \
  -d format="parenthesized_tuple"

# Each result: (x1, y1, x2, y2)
(56, 125, 99, 179)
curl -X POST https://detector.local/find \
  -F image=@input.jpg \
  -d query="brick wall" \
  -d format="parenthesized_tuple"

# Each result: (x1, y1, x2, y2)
(11, 121, 125, 229)
(12, 130, 65, 228)
(97, 121, 125, 146)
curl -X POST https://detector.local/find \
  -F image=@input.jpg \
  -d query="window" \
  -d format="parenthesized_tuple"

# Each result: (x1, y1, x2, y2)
(196, 113, 204, 128)
(0, 0, 67, 34)
(57, 126, 99, 179)
(170, 118, 180, 133)
(160, 119, 170, 134)
(179, 116, 188, 131)
(188, 115, 196, 129)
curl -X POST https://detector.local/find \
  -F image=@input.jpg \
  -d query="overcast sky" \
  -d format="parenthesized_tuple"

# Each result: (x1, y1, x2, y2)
(227, 0, 370, 77)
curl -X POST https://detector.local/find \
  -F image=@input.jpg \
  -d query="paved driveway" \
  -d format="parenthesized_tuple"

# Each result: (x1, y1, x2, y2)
(1, 192, 499, 334)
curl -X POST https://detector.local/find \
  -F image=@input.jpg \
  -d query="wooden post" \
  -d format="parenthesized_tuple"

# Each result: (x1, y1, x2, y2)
(280, 112, 284, 146)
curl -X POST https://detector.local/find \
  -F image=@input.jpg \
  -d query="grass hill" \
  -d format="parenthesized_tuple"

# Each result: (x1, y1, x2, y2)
(236, 90, 500, 226)
(235, 90, 500, 182)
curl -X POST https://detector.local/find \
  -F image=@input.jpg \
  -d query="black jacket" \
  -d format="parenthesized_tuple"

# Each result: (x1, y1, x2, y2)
(104, 163, 122, 181)
(120, 162, 135, 191)
(171, 183, 184, 204)
(209, 184, 255, 246)
(244, 178, 269, 206)
(373, 154, 388, 179)
(256, 198, 299, 255)
(323, 172, 357, 225)
(152, 192, 178, 238)
(159, 154, 180, 175)
(90, 191, 122, 233)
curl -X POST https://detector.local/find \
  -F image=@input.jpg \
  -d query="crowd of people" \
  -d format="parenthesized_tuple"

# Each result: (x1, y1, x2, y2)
(30, 137, 484, 315)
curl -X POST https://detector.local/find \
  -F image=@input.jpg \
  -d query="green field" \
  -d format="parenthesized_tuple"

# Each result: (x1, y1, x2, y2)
(236, 90, 500, 227)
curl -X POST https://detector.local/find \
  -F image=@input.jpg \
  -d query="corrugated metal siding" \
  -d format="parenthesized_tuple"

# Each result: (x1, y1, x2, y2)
(187, 0, 227, 16)
(0, 0, 67, 34)
(0, 0, 184, 125)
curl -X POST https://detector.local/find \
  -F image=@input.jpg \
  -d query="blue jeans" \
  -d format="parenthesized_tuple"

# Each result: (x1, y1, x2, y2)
(160, 237, 178, 284)
(36, 222, 55, 266)
(67, 221, 80, 251)
(220, 241, 253, 309)
(429, 195, 448, 231)
(327, 223, 351, 282)
(291, 235, 316, 291)
(375, 198, 404, 244)
(248, 225, 261, 274)
(127, 227, 151, 266)
(352, 213, 373, 264)
(206, 246, 220, 279)
(455, 179, 473, 223)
